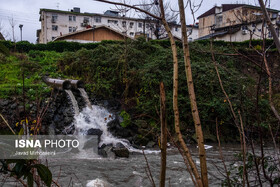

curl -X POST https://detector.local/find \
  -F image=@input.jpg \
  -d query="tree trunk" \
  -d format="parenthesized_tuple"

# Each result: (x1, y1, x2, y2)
(159, 82, 167, 187)
(258, 0, 280, 54)
(158, 0, 202, 186)
(177, 0, 208, 186)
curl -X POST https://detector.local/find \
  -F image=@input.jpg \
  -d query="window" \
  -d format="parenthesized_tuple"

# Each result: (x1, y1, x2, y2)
(122, 21, 126, 27)
(69, 15, 76, 21)
(217, 15, 223, 23)
(252, 23, 256, 28)
(129, 22, 134, 28)
(276, 27, 280, 37)
(68, 26, 76, 32)
(150, 24, 154, 28)
(268, 31, 272, 38)
(272, 13, 278, 19)
(52, 25, 58, 31)
(51, 14, 58, 22)
(94, 16, 101, 23)
(84, 17, 89, 23)
(108, 20, 118, 24)
(52, 37, 56, 40)
(175, 27, 178, 31)
(138, 22, 142, 28)
(242, 25, 248, 30)
(130, 32, 134, 36)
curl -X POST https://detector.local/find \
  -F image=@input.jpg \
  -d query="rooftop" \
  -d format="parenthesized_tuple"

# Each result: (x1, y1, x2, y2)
(197, 4, 279, 19)
(53, 25, 134, 41)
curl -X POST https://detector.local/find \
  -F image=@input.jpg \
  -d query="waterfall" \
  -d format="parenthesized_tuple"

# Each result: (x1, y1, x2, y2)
(73, 106, 159, 154)
(63, 88, 158, 154)
(78, 88, 93, 110)
(65, 90, 80, 116)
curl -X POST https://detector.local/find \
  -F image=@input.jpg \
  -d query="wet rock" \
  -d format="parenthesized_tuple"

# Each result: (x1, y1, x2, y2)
(0, 100, 9, 107)
(10, 103, 17, 110)
(87, 128, 103, 136)
(146, 141, 156, 148)
(112, 146, 129, 158)
(54, 114, 63, 123)
(98, 143, 129, 158)
(98, 144, 115, 159)
(17, 105, 25, 114)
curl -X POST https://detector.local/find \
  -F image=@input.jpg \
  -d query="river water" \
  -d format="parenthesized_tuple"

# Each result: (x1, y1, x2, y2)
(1, 101, 277, 186)
(46, 145, 241, 187)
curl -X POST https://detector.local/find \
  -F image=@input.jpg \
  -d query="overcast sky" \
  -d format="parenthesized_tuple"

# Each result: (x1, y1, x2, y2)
(0, 0, 279, 43)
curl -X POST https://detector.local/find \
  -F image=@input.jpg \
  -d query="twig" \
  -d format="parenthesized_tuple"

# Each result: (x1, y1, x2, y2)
(216, 118, 231, 187)
(52, 179, 61, 187)
(0, 114, 15, 135)
(142, 149, 156, 187)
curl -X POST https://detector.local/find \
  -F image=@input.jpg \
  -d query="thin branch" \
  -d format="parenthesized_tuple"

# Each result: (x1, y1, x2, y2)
(0, 114, 15, 135)
(142, 149, 156, 187)
(94, 0, 161, 20)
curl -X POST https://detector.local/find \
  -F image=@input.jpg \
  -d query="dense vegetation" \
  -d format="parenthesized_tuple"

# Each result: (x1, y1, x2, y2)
(0, 38, 278, 141)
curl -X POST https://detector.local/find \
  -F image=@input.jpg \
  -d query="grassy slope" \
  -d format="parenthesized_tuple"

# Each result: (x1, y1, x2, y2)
(0, 39, 276, 140)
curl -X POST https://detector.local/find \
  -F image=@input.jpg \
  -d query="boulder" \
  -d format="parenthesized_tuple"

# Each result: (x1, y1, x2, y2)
(87, 128, 103, 142)
(98, 144, 115, 159)
(112, 147, 129, 158)
(87, 128, 102, 136)
(98, 143, 129, 158)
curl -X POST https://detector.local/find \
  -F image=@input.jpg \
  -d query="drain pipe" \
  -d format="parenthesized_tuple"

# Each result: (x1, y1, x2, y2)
(43, 76, 71, 90)
(68, 79, 84, 89)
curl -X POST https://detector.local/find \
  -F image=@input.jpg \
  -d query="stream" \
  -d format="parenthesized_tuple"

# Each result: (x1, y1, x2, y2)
(47, 145, 242, 187)
(0, 91, 277, 187)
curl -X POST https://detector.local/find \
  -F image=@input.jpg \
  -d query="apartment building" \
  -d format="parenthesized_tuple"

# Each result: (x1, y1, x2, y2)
(197, 4, 280, 41)
(37, 7, 198, 43)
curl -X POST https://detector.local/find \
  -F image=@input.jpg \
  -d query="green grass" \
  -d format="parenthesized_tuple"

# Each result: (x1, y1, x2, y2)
(0, 51, 62, 99)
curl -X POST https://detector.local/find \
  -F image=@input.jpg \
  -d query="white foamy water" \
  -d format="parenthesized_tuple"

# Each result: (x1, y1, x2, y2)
(86, 178, 111, 187)
(65, 90, 80, 116)
(72, 105, 160, 154)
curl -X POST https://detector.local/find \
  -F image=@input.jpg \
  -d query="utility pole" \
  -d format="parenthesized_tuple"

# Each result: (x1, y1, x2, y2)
(19, 24, 23, 41)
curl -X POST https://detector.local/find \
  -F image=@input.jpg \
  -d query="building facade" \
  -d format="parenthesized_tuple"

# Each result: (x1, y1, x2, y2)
(197, 4, 280, 41)
(37, 7, 199, 43)
(54, 25, 133, 43)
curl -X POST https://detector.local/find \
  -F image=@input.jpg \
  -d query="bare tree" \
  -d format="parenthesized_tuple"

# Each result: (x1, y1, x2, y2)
(95, 1, 207, 186)
(258, 0, 280, 54)
(178, 0, 208, 186)
(159, 82, 167, 187)
(139, 0, 178, 39)
(8, 16, 17, 42)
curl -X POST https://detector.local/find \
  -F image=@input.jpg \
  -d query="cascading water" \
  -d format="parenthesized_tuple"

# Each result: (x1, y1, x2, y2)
(65, 90, 80, 116)
(78, 88, 93, 110)
(72, 105, 159, 154)
(64, 88, 158, 155)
